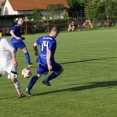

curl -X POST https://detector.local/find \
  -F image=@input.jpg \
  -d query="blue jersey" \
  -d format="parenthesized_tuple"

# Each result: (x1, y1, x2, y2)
(11, 24, 21, 41)
(36, 35, 56, 66)
(10, 24, 25, 51)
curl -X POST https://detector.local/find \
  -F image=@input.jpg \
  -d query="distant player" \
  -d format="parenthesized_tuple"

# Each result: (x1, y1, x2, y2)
(10, 17, 34, 68)
(0, 37, 24, 98)
(26, 26, 64, 96)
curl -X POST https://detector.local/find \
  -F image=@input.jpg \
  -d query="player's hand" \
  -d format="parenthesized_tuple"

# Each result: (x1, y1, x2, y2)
(16, 37, 21, 40)
(48, 64, 52, 71)
(12, 60, 18, 67)
(21, 37, 25, 40)
(35, 51, 39, 56)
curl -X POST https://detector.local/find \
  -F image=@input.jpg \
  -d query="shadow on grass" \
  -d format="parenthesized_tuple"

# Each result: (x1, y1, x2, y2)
(61, 57, 117, 65)
(34, 80, 117, 96)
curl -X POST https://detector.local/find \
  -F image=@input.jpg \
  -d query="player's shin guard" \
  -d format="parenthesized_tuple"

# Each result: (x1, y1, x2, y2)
(44, 72, 59, 82)
(24, 52, 31, 64)
(14, 82, 22, 94)
(27, 76, 38, 90)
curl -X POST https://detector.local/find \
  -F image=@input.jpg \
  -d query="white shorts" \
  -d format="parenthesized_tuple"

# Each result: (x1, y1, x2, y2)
(0, 63, 17, 79)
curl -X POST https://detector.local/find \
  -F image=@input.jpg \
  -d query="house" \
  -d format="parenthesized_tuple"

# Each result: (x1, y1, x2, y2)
(1, 0, 69, 19)
(0, 0, 69, 35)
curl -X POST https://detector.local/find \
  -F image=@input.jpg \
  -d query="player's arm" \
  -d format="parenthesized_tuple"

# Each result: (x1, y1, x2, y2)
(10, 25, 21, 40)
(33, 42, 39, 56)
(47, 41, 56, 71)
(10, 30, 21, 40)
(11, 51, 18, 67)
(47, 50, 52, 71)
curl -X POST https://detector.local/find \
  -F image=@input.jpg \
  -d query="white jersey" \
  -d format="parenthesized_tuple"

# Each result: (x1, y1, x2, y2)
(0, 37, 14, 67)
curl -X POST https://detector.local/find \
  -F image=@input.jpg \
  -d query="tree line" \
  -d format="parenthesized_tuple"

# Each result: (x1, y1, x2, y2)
(67, 0, 117, 21)
(28, 0, 117, 24)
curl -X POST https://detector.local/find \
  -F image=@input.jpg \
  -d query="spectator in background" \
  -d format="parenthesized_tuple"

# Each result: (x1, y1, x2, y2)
(77, 20, 93, 31)
(68, 21, 75, 31)
(71, 21, 75, 31)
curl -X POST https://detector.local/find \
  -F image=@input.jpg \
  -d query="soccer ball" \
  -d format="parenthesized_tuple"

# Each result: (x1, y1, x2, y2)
(22, 68, 32, 78)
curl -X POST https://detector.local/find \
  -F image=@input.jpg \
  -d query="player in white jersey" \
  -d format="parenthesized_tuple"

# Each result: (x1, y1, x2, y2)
(0, 37, 24, 98)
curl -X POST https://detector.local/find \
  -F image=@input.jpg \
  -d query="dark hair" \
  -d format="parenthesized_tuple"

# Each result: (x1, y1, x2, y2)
(50, 26, 60, 32)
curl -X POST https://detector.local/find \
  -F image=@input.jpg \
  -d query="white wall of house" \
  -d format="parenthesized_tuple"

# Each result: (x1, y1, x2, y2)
(3, 0, 18, 15)
(2, 0, 64, 19)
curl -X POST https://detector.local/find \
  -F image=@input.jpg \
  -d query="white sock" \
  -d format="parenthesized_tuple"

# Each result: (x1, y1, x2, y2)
(14, 82, 22, 94)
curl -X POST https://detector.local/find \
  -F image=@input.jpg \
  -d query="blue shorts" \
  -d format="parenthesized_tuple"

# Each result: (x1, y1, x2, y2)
(11, 39, 26, 51)
(37, 63, 62, 75)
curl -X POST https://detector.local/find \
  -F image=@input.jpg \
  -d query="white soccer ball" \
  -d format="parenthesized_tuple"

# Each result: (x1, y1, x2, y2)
(22, 68, 32, 78)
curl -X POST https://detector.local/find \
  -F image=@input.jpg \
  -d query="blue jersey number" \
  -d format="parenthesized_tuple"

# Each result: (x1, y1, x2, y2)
(42, 41, 49, 51)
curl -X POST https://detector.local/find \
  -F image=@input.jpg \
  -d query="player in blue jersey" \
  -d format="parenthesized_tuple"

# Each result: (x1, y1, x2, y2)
(10, 17, 34, 68)
(25, 26, 64, 97)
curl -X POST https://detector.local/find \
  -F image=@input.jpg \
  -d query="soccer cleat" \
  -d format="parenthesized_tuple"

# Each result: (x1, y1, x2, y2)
(28, 63, 35, 68)
(26, 88, 32, 97)
(18, 93, 25, 98)
(42, 80, 51, 86)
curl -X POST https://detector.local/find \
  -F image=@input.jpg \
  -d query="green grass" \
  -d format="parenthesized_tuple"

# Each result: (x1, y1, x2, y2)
(1, 28, 117, 117)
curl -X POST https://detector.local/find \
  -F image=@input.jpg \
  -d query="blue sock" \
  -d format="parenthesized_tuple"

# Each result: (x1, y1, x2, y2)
(44, 72, 59, 82)
(24, 52, 31, 64)
(27, 76, 38, 90)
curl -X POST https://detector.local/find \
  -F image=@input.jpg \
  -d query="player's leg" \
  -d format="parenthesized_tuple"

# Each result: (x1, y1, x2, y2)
(7, 65, 24, 98)
(23, 48, 35, 67)
(19, 41, 34, 67)
(42, 63, 64, 86)
(14, 40, 34, 67)
(21, 47, 33, 67)
(25, 64, 48, 96)
(10, 41, 18, 51)
(0, 64, 5, 77)
(25, 74, 41, 97)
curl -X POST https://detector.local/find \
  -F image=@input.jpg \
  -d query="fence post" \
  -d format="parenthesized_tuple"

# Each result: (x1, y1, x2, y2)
(67, 13, 69, 30)
(46, 14, 50, 32)
(106, 8, 109, 28)
(25, 14, 28, 34)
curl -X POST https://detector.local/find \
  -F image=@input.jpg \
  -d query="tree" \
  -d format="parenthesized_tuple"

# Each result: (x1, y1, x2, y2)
(46, 4, 65, 19)
(85, 0, 102, 20)
(66, 0, 87, 18)
(104, 0, 117, 20)
(84, 0, 117, 21)
(67, 0, 117, 21)
(29, 8, 42, 24)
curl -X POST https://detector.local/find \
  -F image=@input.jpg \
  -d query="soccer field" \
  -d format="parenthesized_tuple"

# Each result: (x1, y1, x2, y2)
(1, 29, 117, 117)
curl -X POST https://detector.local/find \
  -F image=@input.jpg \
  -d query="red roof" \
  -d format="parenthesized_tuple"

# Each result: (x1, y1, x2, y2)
(8, 0, 69, 11)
